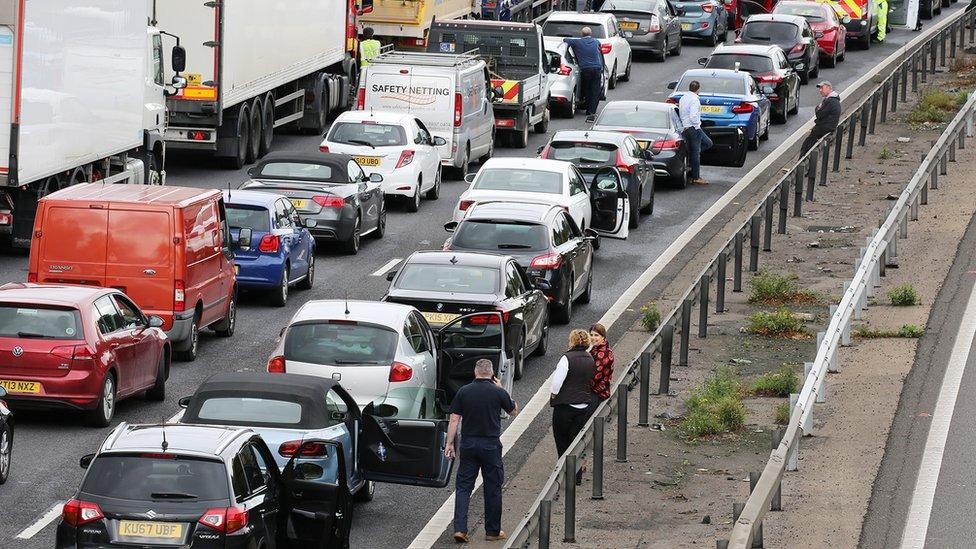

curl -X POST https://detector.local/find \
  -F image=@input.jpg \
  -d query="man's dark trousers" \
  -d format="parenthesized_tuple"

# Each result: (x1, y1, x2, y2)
(800, 128, 832, 156)
(454, 436, 504, 535)
(683, 127, 713, 180)
(581, 68, 602, 115)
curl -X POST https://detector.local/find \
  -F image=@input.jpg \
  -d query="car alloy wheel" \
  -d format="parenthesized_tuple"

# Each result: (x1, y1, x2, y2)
(513, 332, 526, 380)
(408, 181, 421, 212)
(298, 254, 314, 289)
(273, 267, 289, 307)
(215, 294, 236, 336)
(88, 375, 115, 427)
(0, 424, 11, 484)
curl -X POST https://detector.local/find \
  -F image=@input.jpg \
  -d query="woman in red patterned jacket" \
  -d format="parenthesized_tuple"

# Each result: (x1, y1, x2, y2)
(588, 323, 614, 401)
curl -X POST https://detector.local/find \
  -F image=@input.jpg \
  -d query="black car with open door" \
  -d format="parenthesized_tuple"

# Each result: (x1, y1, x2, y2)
(589, 167, 631, 240)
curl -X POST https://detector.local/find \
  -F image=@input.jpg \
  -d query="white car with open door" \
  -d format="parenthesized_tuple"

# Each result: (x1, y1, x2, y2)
(320, 111, 446, 212)
(542, 11, 633, 90)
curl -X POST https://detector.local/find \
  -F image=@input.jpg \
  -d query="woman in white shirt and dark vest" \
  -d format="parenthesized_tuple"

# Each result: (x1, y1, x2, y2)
(551, 329, 598, 485)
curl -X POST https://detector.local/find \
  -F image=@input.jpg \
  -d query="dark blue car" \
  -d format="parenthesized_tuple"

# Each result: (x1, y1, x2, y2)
(223, 190, 315, 306)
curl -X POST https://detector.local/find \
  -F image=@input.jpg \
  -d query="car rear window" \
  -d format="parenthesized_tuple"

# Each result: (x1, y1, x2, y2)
(226, 205, 270, 232)
(677, 76, 746, 95)
(742, 21, 800, 42)
(197, 397, 303, 426)
(596, 107, 670, 128)
(544, 21, 607, 38)
(396, 264, 499, 294)
(774, 4, 827, 20)
(547, 142, 618, 165)
(256, 162, 339, 182)
(706, 54, 775, 73)
(453, 220, 549, 252)
(82, 454, 229, 502)
(0, 306, 82, 340)
(601, 0, 657, 10)
(285, 322, 398, 366)
(329, 122, 407, 147)
(473, 168, 563, 194)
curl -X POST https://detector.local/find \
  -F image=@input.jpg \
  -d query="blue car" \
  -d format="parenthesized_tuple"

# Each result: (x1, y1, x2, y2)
(667, 68, 771, 167)
(223, 190, 315, 306)
(672, 0, 728, 45)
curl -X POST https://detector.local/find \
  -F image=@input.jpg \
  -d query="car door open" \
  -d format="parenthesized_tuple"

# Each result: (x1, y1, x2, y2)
(277, 439, 352, 549)
(588, 167, 630, 239)
(360, 403, 453, 488)
(436, 312, 507, 405)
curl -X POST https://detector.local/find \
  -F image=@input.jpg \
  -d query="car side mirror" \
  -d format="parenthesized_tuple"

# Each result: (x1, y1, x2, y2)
(464, 173, 476, 183)
(667, 81, 678, 90)
(303, 218, 318, 228)
(792, 62, 805, 71)
(444, 221, 458, 233)
(237, 227, 252, 249)
(171, 45, 186, 73)
(532, 277, 552, 292)
(585, 114, 596, 125)
(697, 56, 708, 66)
(677, 8, 686, 15)
(492, 86, 504, 100)
(170, 75, 187, 90)
(148, 315, 165, 328)
(80, 454, 95, 469)
(369, 173, 384, 183)
(537, 145, 545, 155)
(386, 270, 397, 282)
(178, 396, 191, 408)
(433, 136, 447, 146)
(642, 148, 655, 159)
(246, 167, 256, 177)
(583, 228, 600, 243)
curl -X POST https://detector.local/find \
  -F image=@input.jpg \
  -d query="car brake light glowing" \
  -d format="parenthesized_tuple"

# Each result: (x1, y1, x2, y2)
(258, 234, 280, 253)
(319, 144, 330, 153)
(0, 213, 11, 226)
(731, 102, 754, 114)
(459, 200, 475, 212)
(199, 507, 248, 534)
(616, 151, 633, 173)
(599, 42, 612, 55)
(389, 361, 413, 382)
(313, 195, 345, 208)
(396, 149, 416, 168)
(790, 43, 805, 54)
(62, 499, 104, 527)
(174, 280, 185, 312)
(267, 355, 286, 373)
(454, 93, 463, 127)
(558, 64, 572, 76)
(278, 440, 330, 457)
(530, 252, 562, 269)
(356, 87, 365, 110)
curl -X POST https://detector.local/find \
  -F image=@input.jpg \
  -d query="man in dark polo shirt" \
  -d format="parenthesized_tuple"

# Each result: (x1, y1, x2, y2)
(445, 359, 518, 543)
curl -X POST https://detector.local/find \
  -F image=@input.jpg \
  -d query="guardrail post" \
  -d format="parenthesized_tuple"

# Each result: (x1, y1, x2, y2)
(900, 210, 909, 237)
(763, 199, 774, 251)
(788, 394, 799, 471)
(911, 196, 919, 221)
(960, 130, 966, 149)
(819, 141, 830, 186)
(950, 140, 957, 163)
(592, 418, 604, 500)
(805, 361, 824, 405)
(921, 171, 929, 205)
(971, 11, 975, 45)
(859, 107, 869, 146)
(564, 454, 577, 543)
(660, 324, 673, 395)
(615, 385, 628, 463)
(968, 110, 975, 138)
(889, 228, 898, 259)
(806, 153, 817, 201)
(717, 252, 727, 313)
(749, 472, 764, 547)
(638, 352, 650, 427)
(891, 74, 899, 112)
(868, 93, 878, 135)
(680, 299, 692, 366)
(771, 428, 783, 511)
(733, 233, 744, 292)
(778, 181, 789, 233)
(846, 116, 856, 159)
(717, 542, 729, 549)
(940, 30, 947, 67)
(921, 46, 928, 84)
(699, 275, 710, 338)
(749, 215, 761, 271)
(940, 149, 948, 175)
(915, 50, 922, 89)
(539, 499, 552, 549)
(951, 24, 958, 60)
(733, 502, 744, 522)
(900, 61, 908, 102)
(931, 38, 938, 73)
(832, 126, 843, 172)
(880, 83, 889, 125)
(793, 167, 804, 216)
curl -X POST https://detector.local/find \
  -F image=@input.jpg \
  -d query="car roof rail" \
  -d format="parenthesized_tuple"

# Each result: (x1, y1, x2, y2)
(102, 422, 130, 451)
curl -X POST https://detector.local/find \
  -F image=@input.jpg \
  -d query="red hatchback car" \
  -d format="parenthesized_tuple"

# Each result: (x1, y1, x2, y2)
(0, 284, 170, 427)
(773, 1, 847, 67)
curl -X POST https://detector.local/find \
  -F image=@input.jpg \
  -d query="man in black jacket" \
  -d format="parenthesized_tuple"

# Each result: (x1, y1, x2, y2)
(801, 81, 842, 155)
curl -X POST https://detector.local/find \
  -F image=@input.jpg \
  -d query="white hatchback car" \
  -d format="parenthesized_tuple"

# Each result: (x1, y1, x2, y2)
(543, 11, 633, 90)
(321, 110, 445, 212)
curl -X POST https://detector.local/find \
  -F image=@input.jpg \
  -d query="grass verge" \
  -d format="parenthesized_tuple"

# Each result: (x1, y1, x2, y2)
(752, 365, 799, 397)
(853, 324, 925, 338)
(745, 308, 810, 338)
(749, 269, 820, 305)
(681, 366, 746, 438)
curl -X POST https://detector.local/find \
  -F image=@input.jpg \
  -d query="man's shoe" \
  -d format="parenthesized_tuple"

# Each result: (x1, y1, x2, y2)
(691, 178, 709, 185)
(453, 532, 470, 543)
(485, 531, 508, 541)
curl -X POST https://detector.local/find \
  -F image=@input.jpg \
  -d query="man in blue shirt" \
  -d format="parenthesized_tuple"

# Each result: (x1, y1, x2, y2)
(678, 80, 712, 185)
(446, 359, 518, 543)
(563, 27, 605, 116)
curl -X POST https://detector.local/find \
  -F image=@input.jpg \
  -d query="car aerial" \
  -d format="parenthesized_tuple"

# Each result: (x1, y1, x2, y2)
(540, 129, 656, 225)
(453, 157, 631, 240)
(58, 418, 454, 548)
(443, 202, 596, 324)
(700, 43, 801, 124)
(222, 190, 314, 307)
(585, 100, 689, 187)
(320, 110, 446, 212)
(542, 11, 633, 89)
(772, 1, 847, 67)
(669, 0, 728, 46)
(0, 387, 11, 485)
(599, 0, 684, 60)
(667, 68, 771, 165)
(0, 283, 169, 427)
(383, 250, 550, 381)
(240, 152, 386, 255)
(544, 38, 609, 118)
(737, 13, 819, 84)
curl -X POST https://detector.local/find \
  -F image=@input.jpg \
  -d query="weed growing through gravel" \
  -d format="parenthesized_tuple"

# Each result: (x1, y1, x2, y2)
(748, 269, 819, 305)
(745, 308, 809, 338)
(907, 89, 969, 127)
(774, 402, 791, 425)
(888, 283, 920, 306)
(752, 365, 799, 397)
(879, 147, 893, 160)
(681, 366, 746, 438)
(853, 324, 925, 338)
(640, 301, 661, 331)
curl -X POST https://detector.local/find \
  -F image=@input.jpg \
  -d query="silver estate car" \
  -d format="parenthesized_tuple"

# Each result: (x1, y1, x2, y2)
(544, 37, 609, 118)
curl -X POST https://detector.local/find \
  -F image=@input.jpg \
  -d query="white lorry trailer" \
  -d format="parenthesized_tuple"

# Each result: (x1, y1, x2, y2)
(157, 0, 369, 168)
(0, 0, 186, 248)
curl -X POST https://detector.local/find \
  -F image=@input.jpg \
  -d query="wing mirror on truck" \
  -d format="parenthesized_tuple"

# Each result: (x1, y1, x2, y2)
(492, 86, 504, 100)
(172, 45, 187, 73)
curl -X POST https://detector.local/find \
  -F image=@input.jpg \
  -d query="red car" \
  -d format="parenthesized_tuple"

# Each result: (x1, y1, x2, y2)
(773, 1, 847, 66)
(0, 284, 170, 427)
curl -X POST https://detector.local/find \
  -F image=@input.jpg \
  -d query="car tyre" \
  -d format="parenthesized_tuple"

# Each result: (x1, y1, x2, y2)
(407, 179, 421, 213)
(343, 217, 361, 255)
(426, 168, 441, 200)
(760, 118, 770, 141)
(641, 182, 655, 214)
(87, 374, 116, 428)
(453, 146, 470, 179)
(788, 86, 800, 115)
(534, 106, 550, 133)
(621, 55, 633, 81)
(563, 92, 577, 118)
(298, 253, 315, 290)
(532, 320, 549, 357)
(354, 479, 375, 502)
(824, 50, 837, 68)
(247, 101, 262, 164)
(0, 423, 11, 485)
(628, 192, 640, 229)
(810, 58, 820, 79)
(672, 159, 689, 189)
(225, 109, 250, 169)
(271, 267, 289, 307)
(656, 42, 667, 63)
(512, 332, 526, 381)
(213, 292, 236, 337)
(609, 62, 619, 87)
(372, 207, 386, 239)
(748, 128, 760, 150)
(512, 121, 529, 148)
(733, 138, 748, 167)
(479, 136, 494, 164)
(146, 351, 167, 401)
(552, 280, 574, 324)
(708, 27, 720, 47)
(175, 314, 199, 362)
(577, 268, 593, 304)
(671, 35, 682, 56)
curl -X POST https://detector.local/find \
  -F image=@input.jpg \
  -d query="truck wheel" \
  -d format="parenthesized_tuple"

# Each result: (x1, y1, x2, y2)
(260, 94, 275, 156)
(226, 109, 250, 170)
(145, 152, 163, 185)
(247, 100, 262, 163)
(512, 123, 529, 149)
(534, 106, 550, 134)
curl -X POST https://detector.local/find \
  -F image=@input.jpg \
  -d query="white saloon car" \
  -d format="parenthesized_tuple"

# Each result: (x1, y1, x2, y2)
(453, 157, 630, 240)
(321, 111, 445, 212)
(543, 11, 633, 89)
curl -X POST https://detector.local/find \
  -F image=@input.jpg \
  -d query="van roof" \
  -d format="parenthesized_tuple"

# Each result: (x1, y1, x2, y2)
(43, 184, 221, 208)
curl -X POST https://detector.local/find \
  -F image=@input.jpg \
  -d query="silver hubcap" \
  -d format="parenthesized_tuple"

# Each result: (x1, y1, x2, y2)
(0, 428, 9, 477)
(102, 378, 114, 420)
(228, 300, 236, 331)
(190, 322, 198, 353)
(281, 271, 289, 300)
(308, 257, 314, 283)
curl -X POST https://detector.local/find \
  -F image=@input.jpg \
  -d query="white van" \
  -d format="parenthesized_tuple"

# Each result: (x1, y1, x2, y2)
(357, 50, 495, 179)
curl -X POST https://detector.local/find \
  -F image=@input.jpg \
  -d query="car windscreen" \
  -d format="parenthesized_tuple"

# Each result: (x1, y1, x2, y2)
(453, 220, 549, 252)
(774, 4, 827, 20)
(543, 21, 608, 38)
(0, 306, 82, 340)
(396, 264, 500, 294)
(677, 76, 747, 95)
(81, 454, 230, 502)
(741, 21, 800, 42)
(548, 142, 618, 165)
(226, 205, 270, 232)
(255, 162, 342, 182)
(473, 168, 563, 194)
(596, 107, 670, 128)
(706, 54, 775, 73)
(329, 122, 407, 147)
(285, 322, 398, 366)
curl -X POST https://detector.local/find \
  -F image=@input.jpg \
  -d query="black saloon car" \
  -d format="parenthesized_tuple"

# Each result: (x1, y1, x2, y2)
(443, 202, 596, 324)
(737, 14, 819, 84)
(701, 43, 801, 123)
(383, 251, 550, 380)
(241, 152, 386, 255)
(0, 387, 11, 485)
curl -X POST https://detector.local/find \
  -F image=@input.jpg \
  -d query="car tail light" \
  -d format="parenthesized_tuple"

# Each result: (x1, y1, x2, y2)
(313, 195, 345, 208)
(51, 345, 96, 368)
(258, 234, 280, 254)
(469, 310, 510, 324)
(267, 355, 286, 373)
(356, 87, 365, 110)
(459, 200, 475, 212)
(731, 102, 754, 114)
(757, 73, 783, 83)
(790, 43, 805, 54)
(454, 93, 463, 127)
(615, 151, 633, 173)
(389, 361, 413, 382)
(654, 139, 681, 151)
(599, 43, 612, 55)
(558, 64, 572, 76)
(396, 150, 416, 168)
(665, 97, 678, 105)
(539, 145, 551, 158)
(495, 118, 516, 128)
(530, 252, 562, 269)
(62, 499, 104, 527)
(278, 440, 330, 457)
(319, 144, 330, 153)
(649, 15, 661, 32)
(702, 3, 715, 12)
(0, 213, 10, 225)
(27, 272, 37, 283)
(199, 507, 248, 534)
(174, 280, 185, 312)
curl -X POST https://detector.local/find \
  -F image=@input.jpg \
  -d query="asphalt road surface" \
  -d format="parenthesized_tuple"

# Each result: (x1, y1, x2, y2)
(0, 13, 959, 547)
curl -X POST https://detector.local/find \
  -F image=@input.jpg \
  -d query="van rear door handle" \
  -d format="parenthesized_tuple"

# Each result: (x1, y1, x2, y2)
(143, 269, 156, 276)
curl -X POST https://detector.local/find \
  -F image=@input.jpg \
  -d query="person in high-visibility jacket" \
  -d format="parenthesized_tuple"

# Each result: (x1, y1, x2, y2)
(875, 0, 888, 42)
(359, 27, 381, 69)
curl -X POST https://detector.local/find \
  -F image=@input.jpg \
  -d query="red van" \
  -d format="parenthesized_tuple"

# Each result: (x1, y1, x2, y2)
(27, 184, 238, 361)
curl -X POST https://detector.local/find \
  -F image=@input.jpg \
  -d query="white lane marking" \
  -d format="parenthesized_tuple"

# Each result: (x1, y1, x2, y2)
(167, 409, 184, 423)
(371, 258, 402, 277)
(900, 282, 976, 548)
(15, 501, 65, 539)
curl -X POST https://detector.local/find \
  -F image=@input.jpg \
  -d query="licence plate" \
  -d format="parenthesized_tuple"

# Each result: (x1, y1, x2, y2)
(701, 105, 724, 114)
(422, 312, 460, 325)
(619, 21, 639, 30)
(681, 22, 692, 30)
(0, 380, 40, 394)
(118, 521, 184, 540)
(290, 199, 309, 209)
(353, 156, 380, 167)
